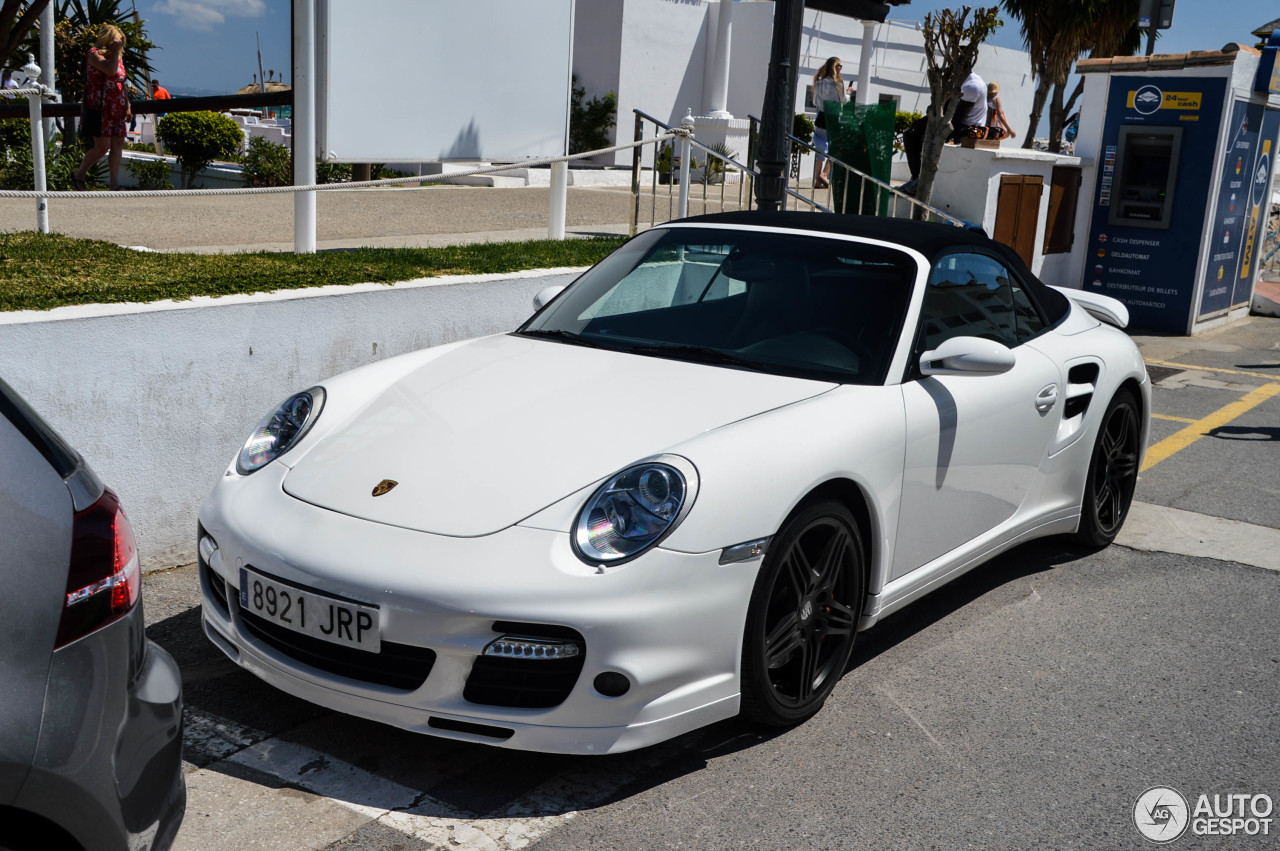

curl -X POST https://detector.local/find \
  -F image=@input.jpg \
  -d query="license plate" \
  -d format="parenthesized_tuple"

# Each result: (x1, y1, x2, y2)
(239, 567, 381, 652)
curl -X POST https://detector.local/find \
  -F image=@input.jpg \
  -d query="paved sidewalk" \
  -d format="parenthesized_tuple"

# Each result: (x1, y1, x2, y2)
(0, 182, 750, 253)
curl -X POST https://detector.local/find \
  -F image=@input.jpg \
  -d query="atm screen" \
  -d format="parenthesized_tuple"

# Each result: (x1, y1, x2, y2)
(1108, 125, 1183, 229)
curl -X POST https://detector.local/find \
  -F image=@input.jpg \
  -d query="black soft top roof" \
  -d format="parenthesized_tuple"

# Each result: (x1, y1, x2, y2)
(681, 211, 997, 260)
(676, 211, 1070, 323)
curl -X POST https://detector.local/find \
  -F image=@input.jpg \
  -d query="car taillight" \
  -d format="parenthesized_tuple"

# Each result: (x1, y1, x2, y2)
(55, 488, 140, 648)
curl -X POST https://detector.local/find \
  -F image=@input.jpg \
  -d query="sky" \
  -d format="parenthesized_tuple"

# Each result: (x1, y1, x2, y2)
(137, 0, 1279, 95)
(891, 0, 1279, 56)
(140, 0, 291, 94)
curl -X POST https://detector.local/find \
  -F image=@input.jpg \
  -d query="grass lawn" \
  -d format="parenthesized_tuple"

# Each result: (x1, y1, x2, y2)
(0, 232, 627, 312)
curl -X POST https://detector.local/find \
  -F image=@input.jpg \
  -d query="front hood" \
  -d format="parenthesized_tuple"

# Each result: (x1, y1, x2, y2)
(282, 334, 833, 536)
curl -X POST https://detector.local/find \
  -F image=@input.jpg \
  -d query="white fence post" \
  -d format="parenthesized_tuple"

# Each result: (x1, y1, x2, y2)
(678, 110, 694, 219)
(292, 0, 317, 254)
(39, 3, 56, 144)
(548, 160, 568, 240)
(28, 93, 47, 233)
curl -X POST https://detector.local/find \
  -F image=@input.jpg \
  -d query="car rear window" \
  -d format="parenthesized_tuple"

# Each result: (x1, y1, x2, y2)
(0, 377, 80, 478)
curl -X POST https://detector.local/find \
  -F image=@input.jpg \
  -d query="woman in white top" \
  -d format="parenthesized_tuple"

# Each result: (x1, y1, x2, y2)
(811, 56, 847, 189)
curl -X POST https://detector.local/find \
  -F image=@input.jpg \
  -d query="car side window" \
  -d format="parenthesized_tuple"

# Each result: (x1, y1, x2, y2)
(1009, 272, 1047, 341)
(919, 252, 1043, 352)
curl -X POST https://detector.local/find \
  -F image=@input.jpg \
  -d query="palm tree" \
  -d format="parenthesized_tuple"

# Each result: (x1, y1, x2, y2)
(1000, 0, 1091, 149)
(1001, 0, 1140, 151)
(1, 0, 54, 71)
(1045, 1, 1141, 151)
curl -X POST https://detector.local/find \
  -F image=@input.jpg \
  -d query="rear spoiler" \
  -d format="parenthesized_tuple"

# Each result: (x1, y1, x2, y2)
(1050, 286, 1129, 329)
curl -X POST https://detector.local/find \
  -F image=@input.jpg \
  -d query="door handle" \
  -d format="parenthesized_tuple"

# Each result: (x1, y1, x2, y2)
(1035, 384, 1059, 413)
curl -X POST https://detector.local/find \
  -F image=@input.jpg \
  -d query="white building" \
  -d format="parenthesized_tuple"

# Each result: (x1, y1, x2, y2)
(572, 0, 1038, 174)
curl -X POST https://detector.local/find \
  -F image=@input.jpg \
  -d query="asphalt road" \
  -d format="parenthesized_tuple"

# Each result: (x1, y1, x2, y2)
(135, 314, 1280, 851)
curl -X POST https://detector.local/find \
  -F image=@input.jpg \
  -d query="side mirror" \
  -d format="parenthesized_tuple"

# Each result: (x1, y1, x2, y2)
(919, 335, 1015, 377)
(532, 285, 565, 312)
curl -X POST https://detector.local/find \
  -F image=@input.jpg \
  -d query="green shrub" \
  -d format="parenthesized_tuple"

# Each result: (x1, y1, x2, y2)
(0, 117, 28, 151)
(568, 74, 617, 155)
(156, 111, 244, 188)
(316, 160, 351, 184)
(702, 141, 739, 184)
(0, 124, 100, 191)
(894, 110, 923, 153)
(125, 158, 172, 190)
(242, 136, 292, 187)
(793, 113, 814, 145)
(371, 164, 408, 181)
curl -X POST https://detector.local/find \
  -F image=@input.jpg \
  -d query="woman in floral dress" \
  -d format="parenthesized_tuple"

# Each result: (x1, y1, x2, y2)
(73, 24, 132, 191)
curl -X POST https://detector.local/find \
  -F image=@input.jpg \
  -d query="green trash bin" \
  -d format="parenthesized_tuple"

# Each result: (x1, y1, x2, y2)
(825, 100, 896, 216)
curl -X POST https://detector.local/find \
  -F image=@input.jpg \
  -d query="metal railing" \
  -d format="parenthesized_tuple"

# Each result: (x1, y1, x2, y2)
(746, 114, 966, 227)
(630, 110, 757, 234)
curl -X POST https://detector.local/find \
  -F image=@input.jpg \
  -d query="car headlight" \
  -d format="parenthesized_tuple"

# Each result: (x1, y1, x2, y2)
(236, 387, 325, 475)
(573, 455, 698, 564)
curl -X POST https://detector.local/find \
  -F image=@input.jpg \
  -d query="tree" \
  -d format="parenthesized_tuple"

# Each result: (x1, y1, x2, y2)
(156, 111, 242, 188)
(0, 0, 53, 72)
(914, 6, 1001, 213)
(1001, 0, 1140, 152)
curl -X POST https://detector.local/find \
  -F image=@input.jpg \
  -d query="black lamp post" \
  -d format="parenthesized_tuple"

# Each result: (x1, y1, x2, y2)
(753, 0, 901, 212)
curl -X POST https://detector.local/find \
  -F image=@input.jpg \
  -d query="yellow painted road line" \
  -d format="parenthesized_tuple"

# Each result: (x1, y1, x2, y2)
(1141, 383, 1280, 472)
(1145, 358, 1280, 381)
(1151, 413, 1197, 424)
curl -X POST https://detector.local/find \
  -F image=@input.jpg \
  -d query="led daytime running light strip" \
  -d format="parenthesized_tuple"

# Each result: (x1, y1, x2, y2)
(484, 636, 582, 660)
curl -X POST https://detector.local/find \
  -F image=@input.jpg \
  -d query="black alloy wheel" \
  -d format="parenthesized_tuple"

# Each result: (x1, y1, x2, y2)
(1075, 389, 1141, 547)
(741, 500, 865, 726)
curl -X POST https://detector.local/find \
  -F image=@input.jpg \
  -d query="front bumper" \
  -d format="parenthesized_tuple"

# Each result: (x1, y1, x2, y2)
(198, 462, 760, 754)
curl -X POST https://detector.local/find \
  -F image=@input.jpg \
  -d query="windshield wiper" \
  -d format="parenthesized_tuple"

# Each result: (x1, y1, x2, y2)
(623, 343, 764, 370)
(516, 329, 605, 349)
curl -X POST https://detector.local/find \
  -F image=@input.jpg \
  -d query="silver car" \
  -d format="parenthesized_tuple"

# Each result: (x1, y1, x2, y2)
(0, 377, 185, 851)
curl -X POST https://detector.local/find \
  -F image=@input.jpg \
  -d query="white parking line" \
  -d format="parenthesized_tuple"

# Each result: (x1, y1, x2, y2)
(181, 706, 662, 850)
(227, 739, 429, 820)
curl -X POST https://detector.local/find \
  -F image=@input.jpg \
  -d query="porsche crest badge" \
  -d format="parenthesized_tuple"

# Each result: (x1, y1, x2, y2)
(371, 479, 399, 497)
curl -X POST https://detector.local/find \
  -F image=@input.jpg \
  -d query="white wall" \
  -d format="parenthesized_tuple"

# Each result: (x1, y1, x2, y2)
(573, 0, 626, 137)
(574, 1, 1037, 166)
(616, 0, 712, 139)
(929, 145, 1086, 280)
(0, 270, 583, 571)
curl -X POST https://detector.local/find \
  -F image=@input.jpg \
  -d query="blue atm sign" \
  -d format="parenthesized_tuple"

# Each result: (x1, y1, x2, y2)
(1085, 75, 1226, 332)
(1198, 101, 1280, 318)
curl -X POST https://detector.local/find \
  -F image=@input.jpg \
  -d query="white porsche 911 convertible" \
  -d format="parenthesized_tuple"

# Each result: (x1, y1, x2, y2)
(197, 212, 1149, 754)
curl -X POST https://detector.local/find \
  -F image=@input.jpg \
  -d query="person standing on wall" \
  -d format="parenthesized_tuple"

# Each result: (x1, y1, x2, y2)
(811, 56, 847, 190)
(73, 24, 132, 191)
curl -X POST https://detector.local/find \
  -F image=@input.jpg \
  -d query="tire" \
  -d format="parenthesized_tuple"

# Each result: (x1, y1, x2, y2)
(1074, 389, 1141, 548)
(740, 500, 865, 726)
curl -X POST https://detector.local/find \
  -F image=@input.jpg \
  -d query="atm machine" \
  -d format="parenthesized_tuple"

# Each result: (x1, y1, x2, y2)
(1070, 37, 1280, 334)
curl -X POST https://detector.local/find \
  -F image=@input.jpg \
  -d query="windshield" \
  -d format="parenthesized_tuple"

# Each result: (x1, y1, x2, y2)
(519, 227, 918, 384)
